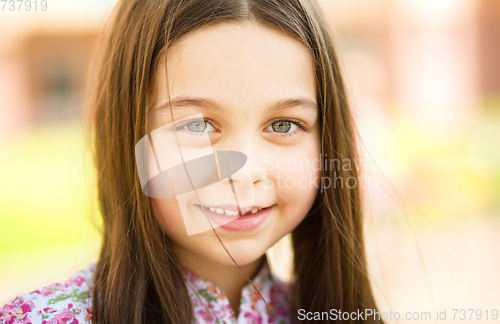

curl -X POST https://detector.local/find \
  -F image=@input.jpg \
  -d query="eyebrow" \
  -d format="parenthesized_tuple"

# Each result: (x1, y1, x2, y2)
(155, 96, 318, 114)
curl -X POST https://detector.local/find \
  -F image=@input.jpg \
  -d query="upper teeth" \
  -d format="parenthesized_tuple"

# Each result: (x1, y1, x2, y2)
(206, 206, 263, 216)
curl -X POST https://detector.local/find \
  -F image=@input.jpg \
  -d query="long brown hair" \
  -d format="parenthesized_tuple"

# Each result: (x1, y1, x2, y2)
(85, 0, 382, 322)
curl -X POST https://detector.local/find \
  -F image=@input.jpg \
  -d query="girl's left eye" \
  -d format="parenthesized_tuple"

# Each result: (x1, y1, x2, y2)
(264, 120, 304, 136)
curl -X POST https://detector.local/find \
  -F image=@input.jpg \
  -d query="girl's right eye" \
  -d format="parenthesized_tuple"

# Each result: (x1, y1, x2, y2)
(176, 119, 217, 136)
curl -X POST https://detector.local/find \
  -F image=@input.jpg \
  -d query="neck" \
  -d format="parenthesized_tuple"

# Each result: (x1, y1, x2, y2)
(175, 248, 265, 318)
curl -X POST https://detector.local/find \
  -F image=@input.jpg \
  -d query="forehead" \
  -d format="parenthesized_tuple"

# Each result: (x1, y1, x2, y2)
(152, 20, 316, 111)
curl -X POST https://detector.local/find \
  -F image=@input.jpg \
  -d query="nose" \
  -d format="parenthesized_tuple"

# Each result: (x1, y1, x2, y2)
(216, 140, 266, 187)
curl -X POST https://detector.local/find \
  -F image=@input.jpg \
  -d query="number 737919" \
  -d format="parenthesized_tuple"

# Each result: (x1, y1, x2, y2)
(1, 0, 47, 11)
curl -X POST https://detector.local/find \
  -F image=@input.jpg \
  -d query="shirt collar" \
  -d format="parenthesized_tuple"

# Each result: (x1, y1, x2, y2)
(179, 256, 288, 323)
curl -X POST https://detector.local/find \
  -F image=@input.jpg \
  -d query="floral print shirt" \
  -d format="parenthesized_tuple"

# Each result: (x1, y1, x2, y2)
(0, 259, 293, 324)
(180, 259, 292, 324)
(0, 263, 94, 324)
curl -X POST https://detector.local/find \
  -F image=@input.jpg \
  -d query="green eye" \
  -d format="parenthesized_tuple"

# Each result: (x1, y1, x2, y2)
(271, 121, 292, 133)
(187, 120, 207, 132)
(176, 119, 216, 135)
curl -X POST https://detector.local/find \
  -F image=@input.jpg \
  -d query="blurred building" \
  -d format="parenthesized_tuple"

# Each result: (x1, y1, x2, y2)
(322, 0, 500, 131)
(0, 0, 111, 139)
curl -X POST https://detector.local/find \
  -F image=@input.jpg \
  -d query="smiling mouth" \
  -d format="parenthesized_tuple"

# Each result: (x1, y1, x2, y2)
(196, 205, 266, 217)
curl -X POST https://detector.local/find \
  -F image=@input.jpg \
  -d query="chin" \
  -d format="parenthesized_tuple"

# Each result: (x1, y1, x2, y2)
(211, 243, 268, 266)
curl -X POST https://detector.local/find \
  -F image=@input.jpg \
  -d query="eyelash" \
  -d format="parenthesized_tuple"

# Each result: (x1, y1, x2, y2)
(175, 118, 307, 137)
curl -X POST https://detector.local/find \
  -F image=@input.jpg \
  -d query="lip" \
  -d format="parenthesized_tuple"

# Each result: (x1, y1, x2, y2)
(196, 204, 274, 232)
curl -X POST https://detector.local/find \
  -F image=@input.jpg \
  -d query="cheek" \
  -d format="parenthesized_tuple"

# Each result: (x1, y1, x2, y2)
(151, 198, 187, 237)
(277, 161, 320, 209)
(271, 146, 321, 223)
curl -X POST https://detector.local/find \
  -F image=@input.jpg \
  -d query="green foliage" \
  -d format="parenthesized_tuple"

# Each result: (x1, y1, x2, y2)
(0, 121, 101, 256)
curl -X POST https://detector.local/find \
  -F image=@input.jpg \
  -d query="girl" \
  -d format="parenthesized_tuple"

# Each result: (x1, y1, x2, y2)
(0, 0, 383, 323)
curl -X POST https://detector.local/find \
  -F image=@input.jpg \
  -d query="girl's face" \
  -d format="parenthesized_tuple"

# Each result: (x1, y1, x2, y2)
(146, 20, 320, 267)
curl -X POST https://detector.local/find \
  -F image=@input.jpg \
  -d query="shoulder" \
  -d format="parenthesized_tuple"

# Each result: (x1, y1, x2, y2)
(0, 261, 97, 324)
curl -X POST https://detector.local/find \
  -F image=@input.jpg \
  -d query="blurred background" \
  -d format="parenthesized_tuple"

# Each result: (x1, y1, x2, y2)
(1, 0, 499, 322)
